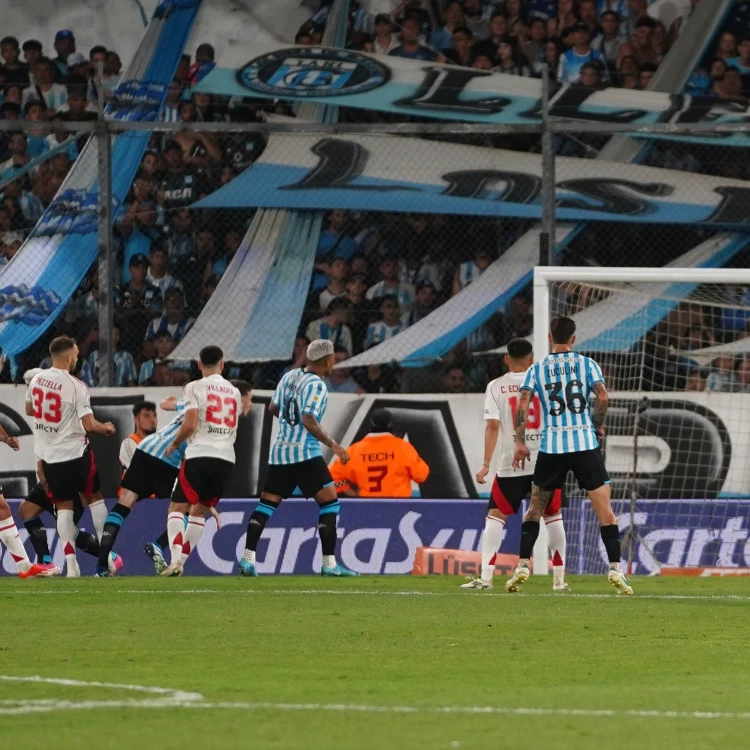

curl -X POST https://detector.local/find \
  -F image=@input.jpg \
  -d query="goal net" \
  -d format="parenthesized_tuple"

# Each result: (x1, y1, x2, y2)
(533, 267, 750, 576)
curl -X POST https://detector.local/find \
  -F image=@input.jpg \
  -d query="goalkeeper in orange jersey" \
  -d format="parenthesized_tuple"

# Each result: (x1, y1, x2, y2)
(329, 409, 429, 497)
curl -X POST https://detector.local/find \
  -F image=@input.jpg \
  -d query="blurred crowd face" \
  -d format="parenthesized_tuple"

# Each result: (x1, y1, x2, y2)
(444, 367, 465, 393)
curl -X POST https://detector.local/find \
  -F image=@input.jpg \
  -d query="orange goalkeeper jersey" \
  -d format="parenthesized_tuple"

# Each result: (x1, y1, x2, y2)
(329, 432, 430, 498)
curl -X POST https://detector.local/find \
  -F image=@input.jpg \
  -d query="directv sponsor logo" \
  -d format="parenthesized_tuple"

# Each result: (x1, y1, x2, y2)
(238, 47, 389, 99)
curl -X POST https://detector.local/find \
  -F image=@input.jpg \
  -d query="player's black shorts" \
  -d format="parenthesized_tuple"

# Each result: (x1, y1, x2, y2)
(488, 475, 565, 516)
(533, 448, 610, 492)
(23, 483, 86, 524)
(262, 456, 334, 500)
(121, 450, 178, 500)
(42, 448, 100, 502)
(171, 457, 234, 508)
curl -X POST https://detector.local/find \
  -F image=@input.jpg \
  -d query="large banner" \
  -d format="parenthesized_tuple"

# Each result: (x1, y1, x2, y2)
(194, 42, 750, 147)
(3, 497, 750, 576)
(0, 0, 203, 359)
(194, 134, 750, 227)
(0, 385, 749, 501)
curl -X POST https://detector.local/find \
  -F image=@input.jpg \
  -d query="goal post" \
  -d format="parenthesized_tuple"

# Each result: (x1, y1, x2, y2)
(530, 266, 750, 576)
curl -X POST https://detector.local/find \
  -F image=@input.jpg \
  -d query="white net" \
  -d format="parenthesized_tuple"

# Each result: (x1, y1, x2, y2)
(544, 274, 750, 575)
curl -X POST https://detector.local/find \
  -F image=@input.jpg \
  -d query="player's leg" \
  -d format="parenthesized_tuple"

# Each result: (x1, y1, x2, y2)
(306, 459, 357, 577)
(18, 484, 58, 571)
(166, 501, 190, 567)
(576, 449, 632, 595)
(543, 489, 568, 592)
(44, 459, 82, 577)
(94, 490, 137, 577)
(78, 449, 106, 540)
(0, 491, 48, 578)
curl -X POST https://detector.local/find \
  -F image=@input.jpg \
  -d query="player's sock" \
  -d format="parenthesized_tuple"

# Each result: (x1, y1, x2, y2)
(76, 530, 100, 557)
(317, 499, 340, 568)
(88, 499, 108, 541)
(241, 549, 256, 564)
(480, 515, 505, 582)
(545, 513, 566, 585)
(519, 520, 540, 561)
(0, 518, 32, 573)
(96, 503, 131, 572)
(600, 524, 621, 569)
(22, 517, 52, 564)
(56, 509, 78, 571)
(168, 512, 187, 563)
(181, 515, 205, 561)
(154, 528, 169, 551)
(243, 499, 280, 552)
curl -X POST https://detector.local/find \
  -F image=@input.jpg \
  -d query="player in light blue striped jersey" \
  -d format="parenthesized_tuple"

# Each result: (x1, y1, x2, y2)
(94, 396, 193, 576)
(506, 316, 633, 595)
(239, 339, 357, 578)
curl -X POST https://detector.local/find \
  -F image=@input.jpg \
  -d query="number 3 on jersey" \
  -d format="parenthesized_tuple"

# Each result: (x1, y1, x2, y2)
(31, 387, 62, 423)
(206, 394, 237, 428)
(508, 395, 541, 429)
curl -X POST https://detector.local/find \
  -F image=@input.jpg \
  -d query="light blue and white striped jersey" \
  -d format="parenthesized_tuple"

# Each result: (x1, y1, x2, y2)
(364, 320, 408, 350)
(137, 400, 187, 468)
(269, 368, 328, 465)
(457, 261, 484, 290)
(520, 351, 605, 455)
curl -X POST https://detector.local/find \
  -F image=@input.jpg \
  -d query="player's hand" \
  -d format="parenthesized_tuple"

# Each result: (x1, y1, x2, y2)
(165, 442, 178, 458)
(476, 465, 490, 484)
(101, 422, 116, 436)
(596, 425, 606, 442)
(3, 436, 19, 451)
(333, 443, 350, 465)
(210, 506, 221, 529)
(512, 443, 531, 471)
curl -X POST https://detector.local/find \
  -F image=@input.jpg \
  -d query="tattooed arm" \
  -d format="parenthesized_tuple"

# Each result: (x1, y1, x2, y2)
(512, 389, 532, 470)
(591, 381, 609, 440)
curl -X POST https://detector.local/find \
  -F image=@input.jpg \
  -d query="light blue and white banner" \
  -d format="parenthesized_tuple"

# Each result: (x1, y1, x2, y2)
(0, 0, 203, 358)
(195, 133, 750, 227)
(194, 41, 750, 147)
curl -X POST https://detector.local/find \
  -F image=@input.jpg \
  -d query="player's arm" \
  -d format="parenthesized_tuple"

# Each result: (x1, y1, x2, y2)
(512, 389, 533, 470)
(477, 420, 499, 484)
(591, 381, 609, 440)
(160, 396, 179, 411)
(166, 408, 198, 457)
(80, 413, 116, 436)
(0, 422, 19, 451)
(301, 413, 349, 464)
(268, 402, 280, 418)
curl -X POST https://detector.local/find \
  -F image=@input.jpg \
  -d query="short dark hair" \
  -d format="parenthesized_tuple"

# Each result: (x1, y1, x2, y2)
(22, 40, 43, 52)
(49, 335, 76, 356)
(196, 43, 215, 59)
(635, 17, 657, 29)
(89, 45, 107, 58)
(550, 316, 576, 344)
(229, 378, 251, 396)
(600, 10, 618, 21)
(1, 36, 19, 48)
(200, 345, 223, 366)
(133, 400, 156, 416)
(379, 293, 400, 307)
(325, 297, 352, 314)
(453, 25, 473, 37)
(154, 330, 173, 341)
(507, 338, 532, 360)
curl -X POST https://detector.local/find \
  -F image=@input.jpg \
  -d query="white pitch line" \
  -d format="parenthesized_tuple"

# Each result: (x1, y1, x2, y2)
(2, 588, 750, 602)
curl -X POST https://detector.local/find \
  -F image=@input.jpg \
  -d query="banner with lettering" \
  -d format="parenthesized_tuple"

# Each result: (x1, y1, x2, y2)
(0, 0, 204, 358)
(194, 133, 750, 227)
(193, 41, 750, 147)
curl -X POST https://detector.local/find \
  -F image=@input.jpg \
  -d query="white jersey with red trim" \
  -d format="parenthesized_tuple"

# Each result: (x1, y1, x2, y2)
(25, 367, 93, 463)
(484, 370, 542, 478)
(183, 374, 242, 463)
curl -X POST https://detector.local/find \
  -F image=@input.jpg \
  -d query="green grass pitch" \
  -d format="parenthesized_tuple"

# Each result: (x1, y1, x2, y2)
(1, 575, 749, 749)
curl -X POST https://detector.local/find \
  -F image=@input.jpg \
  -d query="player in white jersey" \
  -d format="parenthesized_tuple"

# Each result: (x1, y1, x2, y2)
(161, 345, 252, 576)
(93, 396, 193, 576)
(25, 336, 116, 577)
(238, 339, 357, 578)
(461, 339, 568, 591)
(506, 316, 633, 595)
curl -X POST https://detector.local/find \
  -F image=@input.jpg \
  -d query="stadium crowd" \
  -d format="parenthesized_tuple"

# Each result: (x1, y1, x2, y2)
(1, 1, 750, 394)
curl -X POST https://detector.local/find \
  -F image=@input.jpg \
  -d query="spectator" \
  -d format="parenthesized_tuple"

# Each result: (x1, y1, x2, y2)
(23, 100, 49, 158)
(329, 408, 429, 497)
(543, 38, 564, 82)
(1, 179, 43, 229)
(146, 361, 173, 387)
(189, 43, 215, 86)
(726, 36, 750, 75)
(505, 0, 523, 29)
(521, 18, 548, 73)
(53, 30, 76, 78)
(160, 79, 184, 123)
(325, 348, 365, 394)
(639, 62, 658, 90)
(65, 52, 90, 81)
(374, 14, 399, 54)
(620, 0, 650, 39)
(355, 361, 400, 393)
(389, 16, 444, 61)
(317, 210, 359, 261)
(716, 31, 738, 61)
(177, 226, 215, 309)
(443, 26, 474, 66)
(549, 0, 579, 39)
(172, 101, 223, 168)
(23, 57, 67, 110)
(344, 274, 371, 353)
(429, 2, 463, 51)
(116, 254, 163, 353)
(402, 279, 438, 326)
(716, 67, 744, 100)
(158, 139, 206, 209)
(210, 229, 242, 277)
(144, 288, 195, 347)
(201, 274, 219, 309)
(558, 23, 607, 84)
(685, 365, 706, 393)
(364, 294, 408, 350)
(0, 230, 22, 268)
(147, 243, 183, 294)
(579, 61, 604, 87)
(502, 295, 534, 341)
(98, 50, 122, 99)
(21, 40, 42, 84)
(578, 0, 599, 35)
(732, 357, 750, 393)
(119, 196, 160, 282)
(462, 0, 491, 40)
(443, 365, 466, 393)
(83, 325, 137, 387)
(630, 17, 659, 66)
(617, 55, 640, 89)
(138, 330, 191, 384)
(366, 254, 416, 313)
(308, 257, 350, 318)
(452, 247, 492, 296)
(306, 297, 354, 357)
(165, 207, 194, 261)
(493, 35, 531, 76)
(592, 11, 627, 69)
(0, 131, 30, 178)
(0, 101, 21, 121)
(472, 53, 494, 70)
(706, 356, 736, 392)
(1, 37, 29, 87)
